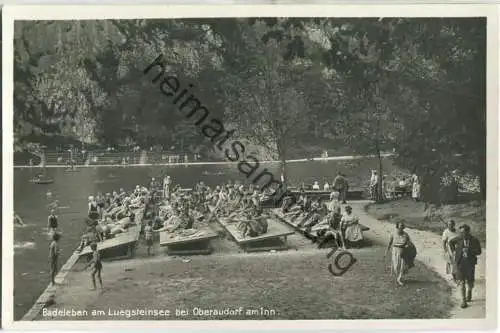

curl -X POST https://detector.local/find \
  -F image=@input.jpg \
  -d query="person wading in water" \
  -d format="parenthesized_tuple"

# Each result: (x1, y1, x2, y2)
(47, 209, 58, 236)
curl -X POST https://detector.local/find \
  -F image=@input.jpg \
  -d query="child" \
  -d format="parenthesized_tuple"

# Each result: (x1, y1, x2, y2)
(144, 220, 154, 256)
(84, 243, 103, 290)
(48, 232, 61, 285)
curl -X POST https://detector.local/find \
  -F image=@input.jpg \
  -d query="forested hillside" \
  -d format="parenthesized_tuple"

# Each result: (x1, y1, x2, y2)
(13, 18, 486, 200)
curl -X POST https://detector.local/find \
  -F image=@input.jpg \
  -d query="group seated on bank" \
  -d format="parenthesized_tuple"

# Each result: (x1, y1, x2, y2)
(77, 186, 149, 251)
(281, 190, 365, 249)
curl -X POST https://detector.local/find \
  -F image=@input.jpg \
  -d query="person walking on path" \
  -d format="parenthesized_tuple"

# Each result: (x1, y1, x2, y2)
(48, 232, 61, 286)
(442, 220, 459, 281)
(449, 224, 482, 309)
(386, 222, 417, 286)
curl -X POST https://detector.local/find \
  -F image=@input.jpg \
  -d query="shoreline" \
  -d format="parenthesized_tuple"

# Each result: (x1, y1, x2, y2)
(13, 153, 395, 169)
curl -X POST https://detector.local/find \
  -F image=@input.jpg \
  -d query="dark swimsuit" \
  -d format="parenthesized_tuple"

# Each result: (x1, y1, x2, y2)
(97, 199, 105, 208)
(48, 215, 58, 229)
(89, 203, 99, 219)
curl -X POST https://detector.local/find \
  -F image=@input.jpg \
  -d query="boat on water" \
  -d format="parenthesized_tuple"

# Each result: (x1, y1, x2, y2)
(30, 176, 54, 184)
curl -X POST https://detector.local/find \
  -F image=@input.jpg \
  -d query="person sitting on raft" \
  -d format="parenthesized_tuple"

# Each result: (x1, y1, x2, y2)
(340, 205, 364, 249)
(166, 207, 194, 233)
(325, 191, 341, 213)
(284, 191, 309, 218)
(281, 195, 296, 213)
(237, 201, 268, 238)
(313, 206, 344, 249)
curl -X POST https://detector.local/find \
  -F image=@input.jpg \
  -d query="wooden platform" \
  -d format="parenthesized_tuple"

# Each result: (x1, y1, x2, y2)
(159, 227, 218, 255)
(79, 208, 145, 260)
(271, 209, 309, 233)
(215, 214, 295, 252)
(272, 208, 370, 234)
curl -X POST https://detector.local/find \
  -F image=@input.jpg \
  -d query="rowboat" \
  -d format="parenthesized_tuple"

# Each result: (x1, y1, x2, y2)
(30, 177, 54, 184)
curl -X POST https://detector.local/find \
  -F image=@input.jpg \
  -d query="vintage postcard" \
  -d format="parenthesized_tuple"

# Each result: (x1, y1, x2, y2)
(2, 3, 498, 331)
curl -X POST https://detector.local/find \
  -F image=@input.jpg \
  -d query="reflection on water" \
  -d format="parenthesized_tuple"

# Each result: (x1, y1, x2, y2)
(13, 158, 398, 319)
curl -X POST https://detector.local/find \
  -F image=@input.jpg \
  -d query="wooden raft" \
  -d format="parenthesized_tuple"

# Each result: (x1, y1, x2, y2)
(159, 227, 218, 256)
(215, 214, 295, 252)
(272, 208, 370, 234)
(79, 208, 145, 260)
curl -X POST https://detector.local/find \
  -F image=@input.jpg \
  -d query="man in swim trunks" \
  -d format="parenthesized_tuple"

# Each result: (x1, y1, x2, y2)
(48, 232, 61, 285)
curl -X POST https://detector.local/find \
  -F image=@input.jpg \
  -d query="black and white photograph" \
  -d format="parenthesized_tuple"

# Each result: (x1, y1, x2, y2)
(2, 4, 498, 330)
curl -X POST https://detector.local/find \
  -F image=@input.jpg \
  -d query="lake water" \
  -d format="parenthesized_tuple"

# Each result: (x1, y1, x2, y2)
(13, 157, 398, 320)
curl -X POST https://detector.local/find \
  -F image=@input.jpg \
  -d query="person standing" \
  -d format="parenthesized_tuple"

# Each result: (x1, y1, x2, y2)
(411, 173, 421, 201)
(333, 172, 348, 204)
(48, 232, 61, 285)
(47, 209, 59, 236)
(88, 196, 99, 220)
(369, 170, 379, 202)
(84, 243, 103, 291)
(449, 224, 482, 308)
(442, 220, 459, 281)
(144, 220, 154, 256)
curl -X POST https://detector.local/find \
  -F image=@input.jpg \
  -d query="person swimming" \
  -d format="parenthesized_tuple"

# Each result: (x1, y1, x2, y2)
(14, 212, 25, 226)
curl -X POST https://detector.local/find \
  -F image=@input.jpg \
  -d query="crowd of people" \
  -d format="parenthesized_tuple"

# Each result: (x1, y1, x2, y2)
(151, 177, 274, 239)
(369, 170, 421, 202)
(77, 186, 150, 252)
(280, 191, 365, 249)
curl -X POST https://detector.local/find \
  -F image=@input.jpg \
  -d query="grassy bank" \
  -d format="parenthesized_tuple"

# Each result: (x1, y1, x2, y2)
(38, 247, 453, 321)
(366, 198, 486, 245)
